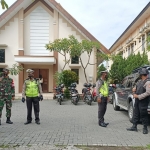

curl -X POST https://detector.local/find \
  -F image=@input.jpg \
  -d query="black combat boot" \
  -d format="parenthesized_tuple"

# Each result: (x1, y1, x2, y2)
(6, 117, 13, 124)
(126, 124, 137, 131)
(0, 119, 1, 125)
(143, 125, 148, 134)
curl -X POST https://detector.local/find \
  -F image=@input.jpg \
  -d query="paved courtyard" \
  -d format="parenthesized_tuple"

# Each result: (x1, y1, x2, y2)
(0, 99, 150, 149)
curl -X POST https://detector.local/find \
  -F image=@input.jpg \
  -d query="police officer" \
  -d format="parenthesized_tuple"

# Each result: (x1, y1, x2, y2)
(22, 69, 43, 125)
(96, 70, 109, 127)
(127, 68, 150, 134)
(0, 68, 15, 125)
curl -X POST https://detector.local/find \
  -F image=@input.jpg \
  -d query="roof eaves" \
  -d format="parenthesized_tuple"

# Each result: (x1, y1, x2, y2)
(109, 1, 150, 51)
(0, 0, 24, 22)
(48, 0, 110, 54)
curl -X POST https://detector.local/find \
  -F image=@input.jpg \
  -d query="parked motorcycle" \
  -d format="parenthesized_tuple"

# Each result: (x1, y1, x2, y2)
(53, 84, 64, 105)
(91, 83, 97, 102)
(82, 83, 93, 105)
(69, 83, 79, 105)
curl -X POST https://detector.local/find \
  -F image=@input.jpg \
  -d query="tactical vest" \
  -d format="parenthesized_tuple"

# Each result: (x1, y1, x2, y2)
(136, 79, 150, 101)
(99, 80, 108, 97)
(25, 79, 39, 97)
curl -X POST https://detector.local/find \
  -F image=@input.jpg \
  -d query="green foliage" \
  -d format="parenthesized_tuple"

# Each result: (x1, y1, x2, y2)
(9, 63, 24, 75)
(110, 51, 149, 83)
(46, 35, 100, 82)
(147, 35, 150, 51)
(54, 70, 78, 87)
(97, 64, 106, 79)
(0, 0, 8, 9)
(53, 72, 63, 86)
(63, 88, 70, 99)
(61, 70, 78, 88)
(0, 63, 23, 77)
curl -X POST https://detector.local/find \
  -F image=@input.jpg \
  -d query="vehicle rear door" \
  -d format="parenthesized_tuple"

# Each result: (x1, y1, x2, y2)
(116, 78, 127, 106)
(121, 78, 133, 107)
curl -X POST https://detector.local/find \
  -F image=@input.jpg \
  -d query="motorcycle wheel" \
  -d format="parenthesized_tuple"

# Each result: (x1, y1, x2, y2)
(89, 101, 92, 105)
(74, 101, 77, 105)
(93, 96, 97, 102)
(59, 98, 62, 105)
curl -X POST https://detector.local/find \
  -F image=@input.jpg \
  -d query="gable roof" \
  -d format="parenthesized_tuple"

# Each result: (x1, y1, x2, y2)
(0, 0, 109, 54)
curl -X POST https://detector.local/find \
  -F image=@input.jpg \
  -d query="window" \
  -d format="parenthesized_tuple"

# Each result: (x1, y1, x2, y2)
(142, 35, 145, 51)
(0, 49, 5, 63)
(71, 56, 79, 64)
(131, 44, 134, 54)
(71, 69, 79, 84)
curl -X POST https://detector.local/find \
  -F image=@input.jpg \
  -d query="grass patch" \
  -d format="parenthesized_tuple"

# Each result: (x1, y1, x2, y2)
(0, 145, 9, 148)
(76, 145, 148, 150)
(146, 145, 150, 149)
(27, 144, 32, 147)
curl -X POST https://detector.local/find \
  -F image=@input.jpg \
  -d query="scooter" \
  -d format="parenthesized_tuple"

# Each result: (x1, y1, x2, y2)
(69, 83, 79, 105)
(54, 84, 64, 105)
(91, 83, 97, 102)
(83, 83, 93, 105)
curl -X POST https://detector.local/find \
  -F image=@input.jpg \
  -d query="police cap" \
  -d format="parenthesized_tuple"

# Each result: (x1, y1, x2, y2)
(26, 69, 34, 73)
(139, 68, 149, 75)
(101, 70, 108, 74)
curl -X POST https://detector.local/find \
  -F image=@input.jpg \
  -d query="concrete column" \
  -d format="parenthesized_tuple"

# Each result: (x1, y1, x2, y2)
(18, 8, 24, 52)
(93, 48, 97, 83)
(18, 8, 24, 93)
(53, 10, 59, 87)
(19, 64, 24, 93)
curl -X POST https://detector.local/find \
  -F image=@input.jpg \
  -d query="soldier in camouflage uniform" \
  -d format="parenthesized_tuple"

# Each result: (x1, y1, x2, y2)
(22, 69, 43, 125)
(0, 68, 15, 125)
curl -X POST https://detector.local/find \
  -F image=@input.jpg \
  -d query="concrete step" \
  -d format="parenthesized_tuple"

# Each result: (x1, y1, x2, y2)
(15, 93, 54, 100)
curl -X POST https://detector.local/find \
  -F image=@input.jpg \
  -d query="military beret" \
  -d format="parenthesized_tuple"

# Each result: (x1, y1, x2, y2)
(3, 68, 9, 72)
(26, 69, 34, 73)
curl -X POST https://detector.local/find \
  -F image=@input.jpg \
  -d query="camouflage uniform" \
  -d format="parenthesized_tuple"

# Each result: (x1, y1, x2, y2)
(0, 76, 15, 119)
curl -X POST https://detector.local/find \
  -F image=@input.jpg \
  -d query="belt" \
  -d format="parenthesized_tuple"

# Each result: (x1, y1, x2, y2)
(102, 96, 108, 98)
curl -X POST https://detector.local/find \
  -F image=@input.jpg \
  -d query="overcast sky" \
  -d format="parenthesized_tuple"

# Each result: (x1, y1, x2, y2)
(0, 0, 150, 49)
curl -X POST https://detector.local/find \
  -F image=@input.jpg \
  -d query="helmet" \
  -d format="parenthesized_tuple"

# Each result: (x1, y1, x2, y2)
(60, 84, 64, 88)
(3, 68, 9, 72)
(101, 70, 108, 74)
(83, 83, 87, 87)
(139, 68, 149, 75)
(87, 83, 92, 87)
(72, 83, 76, 88)
(92, 83, 96, 88)
(26, 69, 34, 73)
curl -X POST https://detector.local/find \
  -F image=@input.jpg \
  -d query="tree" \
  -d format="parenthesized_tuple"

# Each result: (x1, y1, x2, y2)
(108, 51, 149, 83)
(46, 35, 100, 82)
(54, 70, 78, 99)
(147, 34, 150, 51)
(0, 0, 8, 9)
(61, 70, 78, 88)
(109, 55, 126, 83)
(46, 38, 71, 71)
(97, 64, 106, 79)
(68, 35, 100, 82)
